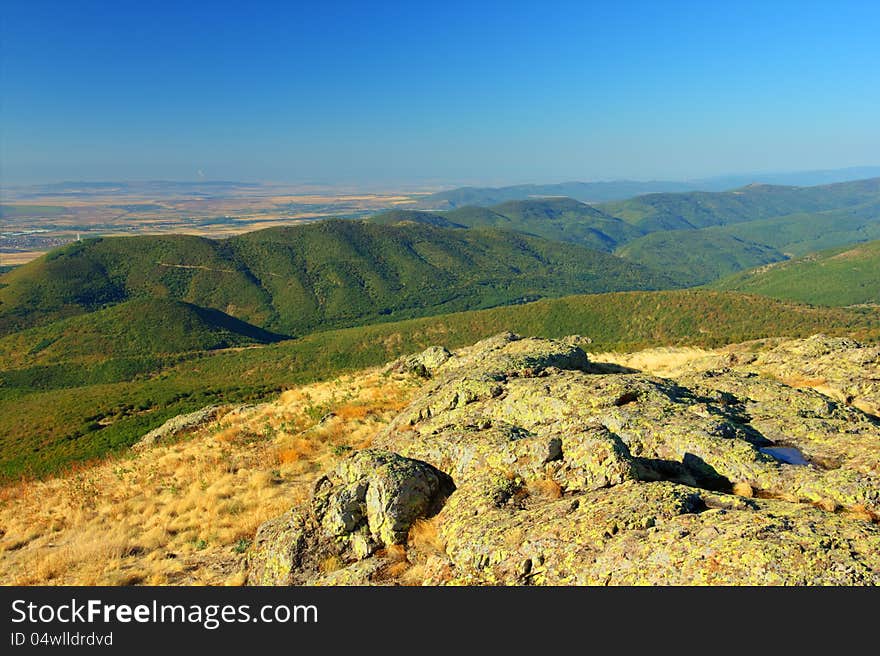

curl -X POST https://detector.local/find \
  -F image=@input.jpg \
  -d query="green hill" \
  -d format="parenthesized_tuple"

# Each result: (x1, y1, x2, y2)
(0, 297, 284, 370)
(0, 219, 672, 337)
(365, 209, 467, 229)
(711, 240, 880, 306)
(2, 289, 878, 479)
(374, 179, 880, 286)
(371, 197, 644, 252)
(616, 231, 788, 286)
(414, 169, 880, 208)
(712, 199, 880, 257)
(600, 178, 880, 232)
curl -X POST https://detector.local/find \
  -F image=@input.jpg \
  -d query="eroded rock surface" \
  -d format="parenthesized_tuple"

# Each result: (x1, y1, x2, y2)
(248, 449, 453, 585)
(250, 333, 880, 585)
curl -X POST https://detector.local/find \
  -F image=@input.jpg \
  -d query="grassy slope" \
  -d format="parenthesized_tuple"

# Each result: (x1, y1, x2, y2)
(711, 240, 880, 306)
(0, 220, 670, 337)
(615, 231, 788, 286)
(2, 289, 878, 479)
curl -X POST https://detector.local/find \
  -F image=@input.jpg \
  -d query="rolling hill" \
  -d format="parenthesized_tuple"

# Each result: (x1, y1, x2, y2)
(615, 232, 787, 286)
(711, 240, 880, 306)
(0, 298, 284, 370)
(376, 178, 880, 287)
(0, 219, 672, 338)
(416, 180, 699, 208)
(711, 198, 880, 256)
(371, 197, 644, 252)
(3, 288, 879, 479)
(599, 177, 880, 232)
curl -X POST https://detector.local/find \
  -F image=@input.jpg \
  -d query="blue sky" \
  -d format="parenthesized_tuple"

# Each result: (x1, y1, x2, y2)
(2, 0, 879, 186)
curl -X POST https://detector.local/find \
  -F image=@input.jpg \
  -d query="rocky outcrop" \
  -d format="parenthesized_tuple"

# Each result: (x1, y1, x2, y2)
(249, 333, 880, 585)
(248, 449, 453, 585)
(132, 406, 222, 450)
(750, 334, 880, 417)
(387, 346, 453, 378)
(132, 403, 261, 450)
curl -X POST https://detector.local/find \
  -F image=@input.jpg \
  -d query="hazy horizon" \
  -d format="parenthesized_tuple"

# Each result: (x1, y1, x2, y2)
(4, 163, 880, 193)
(2, 1, 879, 186)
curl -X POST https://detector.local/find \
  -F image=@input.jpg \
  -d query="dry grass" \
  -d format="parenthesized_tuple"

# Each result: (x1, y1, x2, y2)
(591, 346, 717, 377)
(732, 482, 754, 498)
(527, 478, 563, 500)
(0, 367, 420, 585)
(407, 517, 446, 556)
(845, 504, 876, 522)
(781, 376, 829, 388)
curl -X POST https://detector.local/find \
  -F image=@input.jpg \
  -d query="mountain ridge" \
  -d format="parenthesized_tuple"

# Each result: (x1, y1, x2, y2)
(0, 219, 673, 338)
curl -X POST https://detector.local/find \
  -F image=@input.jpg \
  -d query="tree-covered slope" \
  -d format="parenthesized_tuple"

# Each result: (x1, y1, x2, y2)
(0, 298, 284, 370)
(710, 240, 880, 306)
(365, 209, 467, 229)
(712, 199, 880, 256)
(370, 197, 644, 252)
(0, 220, 673, 338)
(600, 178, 880, 232)
(372, 179, 880, 287)
(615, 231, 788, 286)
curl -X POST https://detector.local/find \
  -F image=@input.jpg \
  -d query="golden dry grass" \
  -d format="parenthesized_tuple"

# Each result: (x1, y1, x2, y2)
(527, 478, 563, 501)
(732, 482, 754, 498)
(0, 367, 420, 585)
(591, 346, 717, 377)
(407, 517, 446, 556)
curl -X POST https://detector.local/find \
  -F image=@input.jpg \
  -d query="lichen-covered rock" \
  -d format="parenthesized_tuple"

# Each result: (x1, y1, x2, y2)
(387, 346, 453, 378)
(556, 426, 639, 492)
(314, 449, 453, 548)
(249, 333, 880, 586)
(733, 334, 880, 417)
(587, 497, 880, 585)
(247, 509, 310, 586)
(247, 449, 452, 585)
(133, 405, 223, 450)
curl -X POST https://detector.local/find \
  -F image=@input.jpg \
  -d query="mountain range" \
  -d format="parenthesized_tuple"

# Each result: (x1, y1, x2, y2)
(0, 219, 672, 340)
(3, 174, 880, 481)
(373, 177, 880, 285)
(415, 166, 880, 208)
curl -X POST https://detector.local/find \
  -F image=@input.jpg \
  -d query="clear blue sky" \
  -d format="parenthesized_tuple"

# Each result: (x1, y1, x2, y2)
(2, 0, 879, 186)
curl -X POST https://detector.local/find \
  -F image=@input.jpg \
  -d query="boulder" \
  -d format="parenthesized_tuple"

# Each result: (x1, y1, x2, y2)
(247, 449, 453, 585)
(314, 449, 454, 548)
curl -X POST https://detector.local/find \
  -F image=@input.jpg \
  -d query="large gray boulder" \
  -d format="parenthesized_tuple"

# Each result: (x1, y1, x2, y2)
(247, 449, 453, 585)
